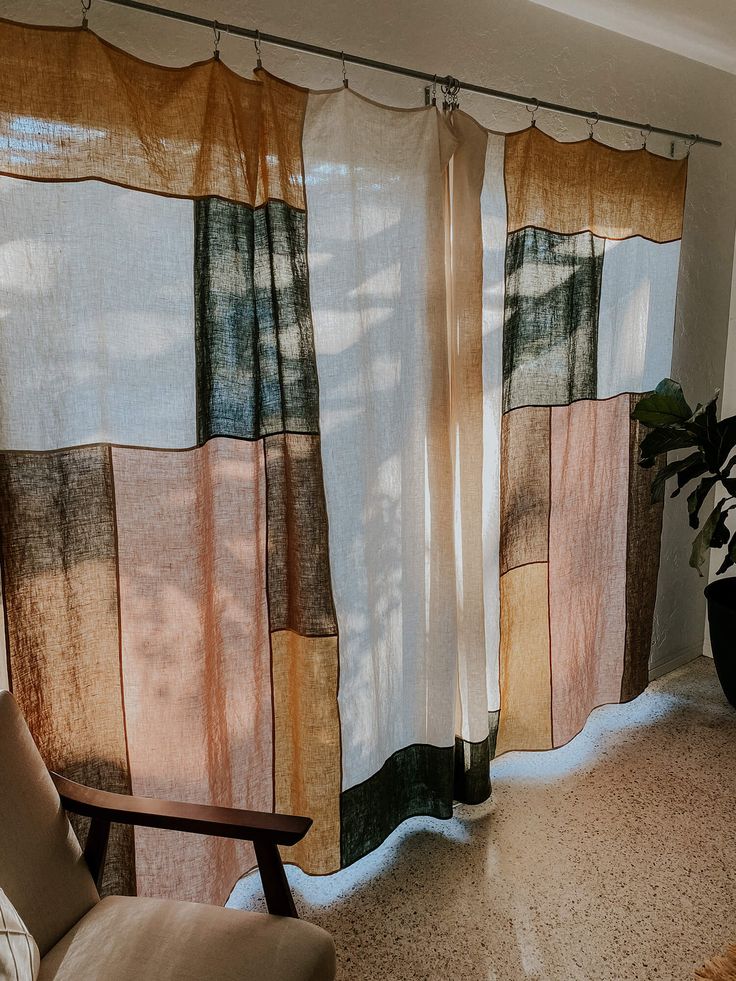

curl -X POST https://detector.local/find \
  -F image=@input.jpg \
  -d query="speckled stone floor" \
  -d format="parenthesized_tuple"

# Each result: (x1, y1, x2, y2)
(229, 657, 736, 981)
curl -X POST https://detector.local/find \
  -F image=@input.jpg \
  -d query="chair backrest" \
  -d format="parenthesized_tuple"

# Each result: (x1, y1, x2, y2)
(0, 690, 99, 956)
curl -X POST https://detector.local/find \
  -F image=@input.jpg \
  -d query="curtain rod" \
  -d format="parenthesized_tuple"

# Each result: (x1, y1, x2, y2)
(97, 0, 721, 148)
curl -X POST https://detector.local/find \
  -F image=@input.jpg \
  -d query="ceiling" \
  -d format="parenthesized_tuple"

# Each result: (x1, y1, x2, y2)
(529, 0, 736, 74)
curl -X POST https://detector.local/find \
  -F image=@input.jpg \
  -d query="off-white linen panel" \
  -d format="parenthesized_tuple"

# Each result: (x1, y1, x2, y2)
(596, 237, 680, 399)
(0, 177, 196, 451)
(303, 90, 469, 789)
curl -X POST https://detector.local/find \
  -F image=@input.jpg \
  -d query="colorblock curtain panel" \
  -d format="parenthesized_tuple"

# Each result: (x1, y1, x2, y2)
(0, 19, 686, 902)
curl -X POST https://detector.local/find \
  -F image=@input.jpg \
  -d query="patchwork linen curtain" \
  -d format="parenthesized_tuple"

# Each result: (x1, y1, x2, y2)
(0, 19, 686, 903)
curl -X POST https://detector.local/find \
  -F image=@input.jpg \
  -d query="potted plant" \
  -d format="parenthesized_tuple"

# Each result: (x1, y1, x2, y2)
(632, 378, 736, 707)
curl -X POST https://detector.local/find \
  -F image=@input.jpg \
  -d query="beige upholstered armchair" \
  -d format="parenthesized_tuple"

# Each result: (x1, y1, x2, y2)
(0, 690, 336, 980)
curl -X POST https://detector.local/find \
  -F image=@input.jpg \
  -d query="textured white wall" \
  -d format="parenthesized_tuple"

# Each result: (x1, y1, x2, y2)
(1, 0, 735, 676)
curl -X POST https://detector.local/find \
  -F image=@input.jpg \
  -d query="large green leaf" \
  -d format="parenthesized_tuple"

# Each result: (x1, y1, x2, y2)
(687, 474, 719, 529)
(632, 379, 693, 427)
(639, 425, 699, 468)
(715, 417, 736, 469)
(671, 455, 709, 497)
(689, 498, 733, 575)
(650, 450, 704, 502)
(686, 394, 721, 469)
(717, 533, 736, 575)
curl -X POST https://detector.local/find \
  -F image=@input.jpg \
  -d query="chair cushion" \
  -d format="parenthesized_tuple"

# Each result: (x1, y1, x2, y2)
(38, 896, 336, 981)
(0, 887, 40, 980)
(0, 692, 99, 956)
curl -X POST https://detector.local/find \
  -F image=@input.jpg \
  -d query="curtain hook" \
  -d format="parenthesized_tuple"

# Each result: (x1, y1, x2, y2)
(212, 20, 221, 60)
(526, 98, 539, 128)
(686, 134, 699, 156)
(81, 0, 91, 29)
(586, 111, 599, 139)
(431, 75, 437, 107)
(640, 124, 652, 149)
(441, 76, 460, 112)
(341, 51, 349, 88)
(254, 30, 262, 69)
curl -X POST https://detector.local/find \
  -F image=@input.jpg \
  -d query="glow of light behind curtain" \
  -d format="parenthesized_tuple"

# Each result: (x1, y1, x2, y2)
(0, 18, 686, 903)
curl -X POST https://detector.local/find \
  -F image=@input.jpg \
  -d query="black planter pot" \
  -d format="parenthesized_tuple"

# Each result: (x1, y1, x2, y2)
(705, 578, 736, 708)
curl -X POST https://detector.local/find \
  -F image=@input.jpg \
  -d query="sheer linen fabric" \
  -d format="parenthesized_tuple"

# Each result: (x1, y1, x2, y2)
(489, 124, 681, 753)
(0, 19, 685, 902)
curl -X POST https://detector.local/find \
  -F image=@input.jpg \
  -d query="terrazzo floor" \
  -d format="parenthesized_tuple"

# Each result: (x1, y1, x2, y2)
(229, 657, 736, 980)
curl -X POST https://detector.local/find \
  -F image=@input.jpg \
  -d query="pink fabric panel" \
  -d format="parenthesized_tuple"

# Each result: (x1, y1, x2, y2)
(549, 396, 630, 747)
(112, 438, 272, 903)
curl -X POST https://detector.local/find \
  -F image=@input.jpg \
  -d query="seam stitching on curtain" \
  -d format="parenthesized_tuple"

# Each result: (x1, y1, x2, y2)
(499, 391, 665, 418)
(0, 527, 12, 693)
(547, 406, 554, 749)
(0, 172, 308, 215)
(107, 443, 137, 889)
(0, 430, 323, 457)
(507, 223, 682, 246)
(262, 437, 277, 815)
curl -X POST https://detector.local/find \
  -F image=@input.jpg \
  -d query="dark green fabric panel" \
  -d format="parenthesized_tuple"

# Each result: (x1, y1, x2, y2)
(340, 744, 454, 867)
(340, 734, 494, 867)
(503, 228, 604, 413)
(194, 198, 320, 442)
(455, 711, 499, 805)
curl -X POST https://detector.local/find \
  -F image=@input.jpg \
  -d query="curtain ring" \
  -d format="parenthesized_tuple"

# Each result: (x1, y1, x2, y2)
(212, 20, 221, 60)
(640, 124, 652, 149)
(341, 51, 349, 88)
(441, 76, 460, 112)
(526, 98, 539, 128)
(586, 111, 599, 138)
(254, 30, 262, 69)
(81, 0, 91, 29)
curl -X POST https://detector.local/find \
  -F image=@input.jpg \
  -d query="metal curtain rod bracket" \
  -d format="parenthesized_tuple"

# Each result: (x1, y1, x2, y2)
(98, 0, 721, 148)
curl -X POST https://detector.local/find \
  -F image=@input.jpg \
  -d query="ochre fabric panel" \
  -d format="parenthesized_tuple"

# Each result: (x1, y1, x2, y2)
(505, 126, 687, 242)
(500, 407, 551, 575)
(495, 563, 552, 755)
(0, 446, 134, 897)
(621, 396, 664, 701)
(264, 434, 337, 636)
(112, 439, 272, 903)
(0, 19, 262, 204)
(446, 111, 490, 744)
(549, 397, 630, 747)
(254, 71, 308, 210)
(272, 630, 341, 873)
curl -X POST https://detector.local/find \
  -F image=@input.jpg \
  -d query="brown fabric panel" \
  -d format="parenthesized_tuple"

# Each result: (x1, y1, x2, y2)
(0, 19, 283, 207)
(265, 434, 337, 636)
(255, 70, 308, 209)
(505, 126, 687, 242)
(0, 446, 134, 897)
(446, 111, 491, 743)
(273, 630, 341, 873)
(112, 439, 272, 904)
(496, 563, 552, 755)
(549, 397, 630, 748)
(500, 407, 551, 575)
(621, 395, 664, 701)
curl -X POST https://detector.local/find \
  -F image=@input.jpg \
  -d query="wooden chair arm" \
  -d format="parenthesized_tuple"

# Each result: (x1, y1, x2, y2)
(51, 772, 308, 917)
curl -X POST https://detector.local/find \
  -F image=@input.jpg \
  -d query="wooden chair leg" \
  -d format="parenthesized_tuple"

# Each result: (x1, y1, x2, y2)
(254, 839, 298, 918)
(84, 816, 111, 890)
